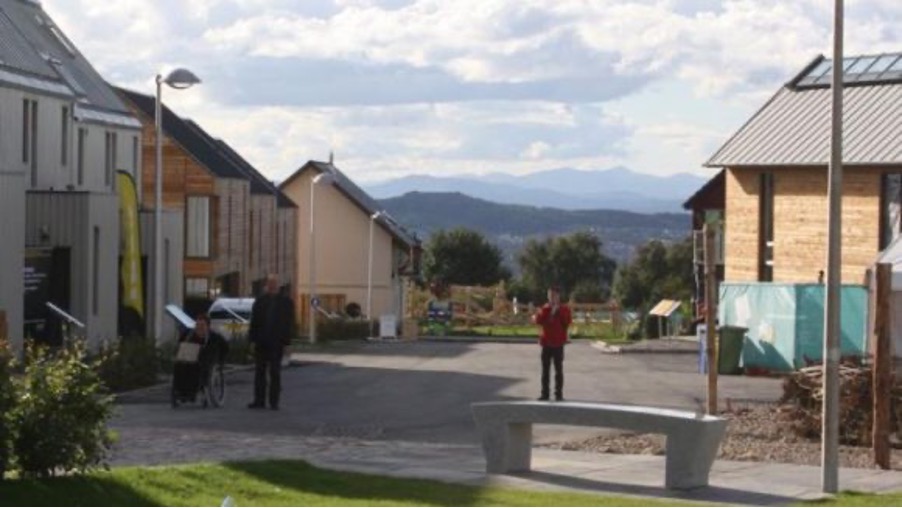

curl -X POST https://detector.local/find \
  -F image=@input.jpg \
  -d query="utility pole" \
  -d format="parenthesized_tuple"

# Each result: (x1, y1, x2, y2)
(704, 223, 718, 415)
(821, 0, 844, 494)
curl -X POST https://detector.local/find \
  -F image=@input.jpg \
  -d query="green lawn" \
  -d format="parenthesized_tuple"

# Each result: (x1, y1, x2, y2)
(804, 491, 902, 506)
(0, 460, 691, 507)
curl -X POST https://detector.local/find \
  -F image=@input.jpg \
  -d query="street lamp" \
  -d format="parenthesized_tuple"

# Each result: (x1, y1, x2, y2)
(308, 171, 335, 344)
(367, 210, 385, 327)
(153, 68, 201, 341)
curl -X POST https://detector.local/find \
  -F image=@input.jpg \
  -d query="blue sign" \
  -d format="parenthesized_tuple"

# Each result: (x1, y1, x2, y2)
(311, 296, 320, 308)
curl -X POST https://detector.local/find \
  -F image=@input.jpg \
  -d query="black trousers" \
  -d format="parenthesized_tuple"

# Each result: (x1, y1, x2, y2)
(254, 344, 283, 407)
(540, 346, 564, 397)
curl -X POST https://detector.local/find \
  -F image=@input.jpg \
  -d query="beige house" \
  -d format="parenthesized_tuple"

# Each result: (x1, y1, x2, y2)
(279, 161, 420, 330)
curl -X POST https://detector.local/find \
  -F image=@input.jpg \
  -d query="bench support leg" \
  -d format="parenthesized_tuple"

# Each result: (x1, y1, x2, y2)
(477, 422, 532, 474)
(664, 422, 727, 489)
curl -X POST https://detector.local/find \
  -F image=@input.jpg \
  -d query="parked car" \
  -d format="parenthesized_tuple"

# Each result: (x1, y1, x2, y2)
(208, 298, 254, 341)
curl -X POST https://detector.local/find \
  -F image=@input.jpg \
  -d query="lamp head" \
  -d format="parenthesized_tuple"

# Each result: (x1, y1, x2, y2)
(313, 172, 335, 186)
(163, 68, 201, 90)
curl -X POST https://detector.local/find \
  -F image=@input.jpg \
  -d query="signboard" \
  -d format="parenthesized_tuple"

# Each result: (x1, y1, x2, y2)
(24, 247, 53, 340)
(380, 314, 397, 339)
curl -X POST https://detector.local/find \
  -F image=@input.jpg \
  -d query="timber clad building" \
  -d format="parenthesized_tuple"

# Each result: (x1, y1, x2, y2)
(116, 87, 297, 314)
(699, 52, 902, 286)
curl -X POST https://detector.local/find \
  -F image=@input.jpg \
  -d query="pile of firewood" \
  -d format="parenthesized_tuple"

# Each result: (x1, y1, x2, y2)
(779, 363, 902, 446)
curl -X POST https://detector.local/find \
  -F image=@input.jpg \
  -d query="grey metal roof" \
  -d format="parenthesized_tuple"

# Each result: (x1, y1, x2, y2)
(0, 0, 136, 121)
(707, 55, 902, 168)
(115, 86, 248, 180)
(281, 161, 419, 247)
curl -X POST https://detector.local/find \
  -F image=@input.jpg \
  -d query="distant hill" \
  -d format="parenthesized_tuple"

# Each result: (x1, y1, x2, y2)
(378, 192, 690, 265)
(365, 167, 709, 213)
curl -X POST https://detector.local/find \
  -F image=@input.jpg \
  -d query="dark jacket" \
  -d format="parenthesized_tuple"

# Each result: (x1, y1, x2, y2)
(249, 293, 296, 348)
(179, 329, 229, 366)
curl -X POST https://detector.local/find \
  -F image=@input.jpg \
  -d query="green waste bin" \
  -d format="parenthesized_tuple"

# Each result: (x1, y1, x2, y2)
(717, 325, 746, 375)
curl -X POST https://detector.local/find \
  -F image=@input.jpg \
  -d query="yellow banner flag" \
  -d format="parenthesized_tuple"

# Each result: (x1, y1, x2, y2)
(118, 170, 144, 319)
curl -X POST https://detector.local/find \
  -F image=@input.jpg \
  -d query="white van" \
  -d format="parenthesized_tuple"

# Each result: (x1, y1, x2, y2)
(208, 298, 254, 341)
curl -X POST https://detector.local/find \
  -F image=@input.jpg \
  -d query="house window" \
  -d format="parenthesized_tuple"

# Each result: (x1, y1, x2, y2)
(249, 209, 255, 267)
(879, 173, 902, 250)
(185, 278, 210, 299)
(758, 172, 775, 282)
(186, 196, 211, 258)
(227, 194, 233, 255)
(104, 131, 117, 187)
(92, 226, 100, 315)
(132, 135, 139, 174)
(77, 127, 87, 186)
(23, 99, 37, 186)
(61, 106, 69, 166)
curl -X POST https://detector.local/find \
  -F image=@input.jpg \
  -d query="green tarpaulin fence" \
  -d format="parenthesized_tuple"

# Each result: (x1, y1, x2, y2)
(718, 283, 868, 372)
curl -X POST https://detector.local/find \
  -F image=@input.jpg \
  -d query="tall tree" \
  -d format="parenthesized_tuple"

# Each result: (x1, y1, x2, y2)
(613, 236, 693, 312)
(422, 228, 511, 286)
(515, 232, 617, 303)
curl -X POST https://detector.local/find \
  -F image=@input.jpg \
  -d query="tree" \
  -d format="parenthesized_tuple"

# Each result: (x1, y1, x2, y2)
(422, 228, 511, 286)
(613, 236, 693, 312)
(514, 232, 617, 303)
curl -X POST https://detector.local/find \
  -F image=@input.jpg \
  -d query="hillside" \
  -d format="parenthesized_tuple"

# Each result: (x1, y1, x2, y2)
(378, 192, 690, 264)
(365, 167, 709, 213)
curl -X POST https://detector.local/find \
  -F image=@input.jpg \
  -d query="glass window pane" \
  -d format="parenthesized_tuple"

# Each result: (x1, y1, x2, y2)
(186, 196, 210, 257)
(847, 56, 876, 74)
(870, 55, 899, 74)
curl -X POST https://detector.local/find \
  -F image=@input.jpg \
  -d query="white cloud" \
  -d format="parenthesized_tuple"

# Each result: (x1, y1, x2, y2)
(38, 0, 902, 185)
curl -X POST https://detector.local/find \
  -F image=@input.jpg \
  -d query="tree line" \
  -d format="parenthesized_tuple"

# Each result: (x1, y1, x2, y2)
(422, 227, 692, 312)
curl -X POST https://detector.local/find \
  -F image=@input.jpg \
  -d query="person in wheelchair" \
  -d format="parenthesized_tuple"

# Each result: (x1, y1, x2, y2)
(172, 313, 229, 407)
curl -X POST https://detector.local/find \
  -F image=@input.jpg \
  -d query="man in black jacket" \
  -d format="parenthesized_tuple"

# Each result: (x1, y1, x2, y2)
(248, 274, 295, 410)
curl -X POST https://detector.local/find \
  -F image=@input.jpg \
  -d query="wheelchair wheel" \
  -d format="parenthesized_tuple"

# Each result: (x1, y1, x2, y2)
(205, 365, 226, 408)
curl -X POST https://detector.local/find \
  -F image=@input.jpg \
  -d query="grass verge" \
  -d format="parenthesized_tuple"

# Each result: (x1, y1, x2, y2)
(803, 490, 902, 506)
(0, 459, 691, 507)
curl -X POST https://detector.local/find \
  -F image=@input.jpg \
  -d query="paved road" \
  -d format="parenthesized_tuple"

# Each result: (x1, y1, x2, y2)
(110, 340, 782, 465)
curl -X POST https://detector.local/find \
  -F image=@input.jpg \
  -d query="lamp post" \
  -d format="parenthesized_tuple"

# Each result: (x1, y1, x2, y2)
(367, 211, 385, 327)
(308, 171, 335, 344)
(153, 68, 201, 341)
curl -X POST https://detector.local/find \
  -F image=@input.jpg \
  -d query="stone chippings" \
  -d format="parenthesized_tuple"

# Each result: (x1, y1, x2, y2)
(543, 405, 902, 470)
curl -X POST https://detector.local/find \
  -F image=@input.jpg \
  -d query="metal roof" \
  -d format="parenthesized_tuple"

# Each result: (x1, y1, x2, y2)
(649, 299, 682, 317)
(791, 53, 902, 89)
(706, 80, 902, 167)
(682, 170, 725, 211)
(280, 161, 419, 247)
(115, 86, 248, 180)
(0, 0, 136, 120)
(207, 133, 297, 209)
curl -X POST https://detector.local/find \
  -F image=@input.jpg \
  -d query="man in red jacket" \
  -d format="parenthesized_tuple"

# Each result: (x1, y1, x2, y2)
(533, 286, 572, 401)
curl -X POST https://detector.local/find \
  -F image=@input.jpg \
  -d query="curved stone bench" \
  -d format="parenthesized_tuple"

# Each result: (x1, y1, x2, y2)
(471, 401, 727, 490)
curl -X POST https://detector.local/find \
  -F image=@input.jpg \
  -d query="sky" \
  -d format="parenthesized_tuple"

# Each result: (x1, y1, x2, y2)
(42, 0, 901, 184)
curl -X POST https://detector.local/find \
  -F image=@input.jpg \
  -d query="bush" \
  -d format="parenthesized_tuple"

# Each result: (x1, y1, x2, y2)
(96, 337, 160, 393)
(11, 341, 114, 478)
(0, 340, 15, 480)
(317, 319, 373, 341)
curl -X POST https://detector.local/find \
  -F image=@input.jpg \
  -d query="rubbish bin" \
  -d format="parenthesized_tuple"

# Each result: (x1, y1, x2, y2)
(717, 325, 746, 375)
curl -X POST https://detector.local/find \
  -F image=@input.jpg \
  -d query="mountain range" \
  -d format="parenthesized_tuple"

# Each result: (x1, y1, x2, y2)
(365, 167, 709, 213)
(377, 192, 690, 265)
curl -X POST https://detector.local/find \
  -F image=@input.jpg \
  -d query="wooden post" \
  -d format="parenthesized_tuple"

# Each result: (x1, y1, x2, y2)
(704, 224, 718, 414)
(873, 262, 892, 469)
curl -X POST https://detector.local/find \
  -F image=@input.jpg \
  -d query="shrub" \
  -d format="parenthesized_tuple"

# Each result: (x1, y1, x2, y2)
(0, 340, 15, 480)
(317, 319, 373, 341)
(96, 337, 160, 393)
(11, 341, 114, 478)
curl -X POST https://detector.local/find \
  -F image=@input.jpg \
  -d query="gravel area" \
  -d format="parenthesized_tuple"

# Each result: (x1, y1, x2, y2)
(543, 405, 902, 470)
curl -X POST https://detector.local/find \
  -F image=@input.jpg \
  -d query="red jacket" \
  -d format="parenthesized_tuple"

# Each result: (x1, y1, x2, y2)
(534, 304, 572, 347)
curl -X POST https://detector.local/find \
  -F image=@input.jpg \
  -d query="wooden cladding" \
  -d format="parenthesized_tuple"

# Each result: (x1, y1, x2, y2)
(725, 167, 885, 284)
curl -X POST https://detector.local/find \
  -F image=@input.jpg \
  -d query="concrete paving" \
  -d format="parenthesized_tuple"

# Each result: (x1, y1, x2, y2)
(109, 340, 902, 506)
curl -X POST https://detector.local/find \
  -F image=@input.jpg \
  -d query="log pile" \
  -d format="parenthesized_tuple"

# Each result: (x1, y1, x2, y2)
(779, 362, 902, 446)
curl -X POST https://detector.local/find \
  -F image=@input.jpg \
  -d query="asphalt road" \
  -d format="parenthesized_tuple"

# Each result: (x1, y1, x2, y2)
(110, 340, 783, 465)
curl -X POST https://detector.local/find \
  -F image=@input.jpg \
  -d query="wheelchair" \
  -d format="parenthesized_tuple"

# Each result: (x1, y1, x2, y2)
(170, 334, 227, 409)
